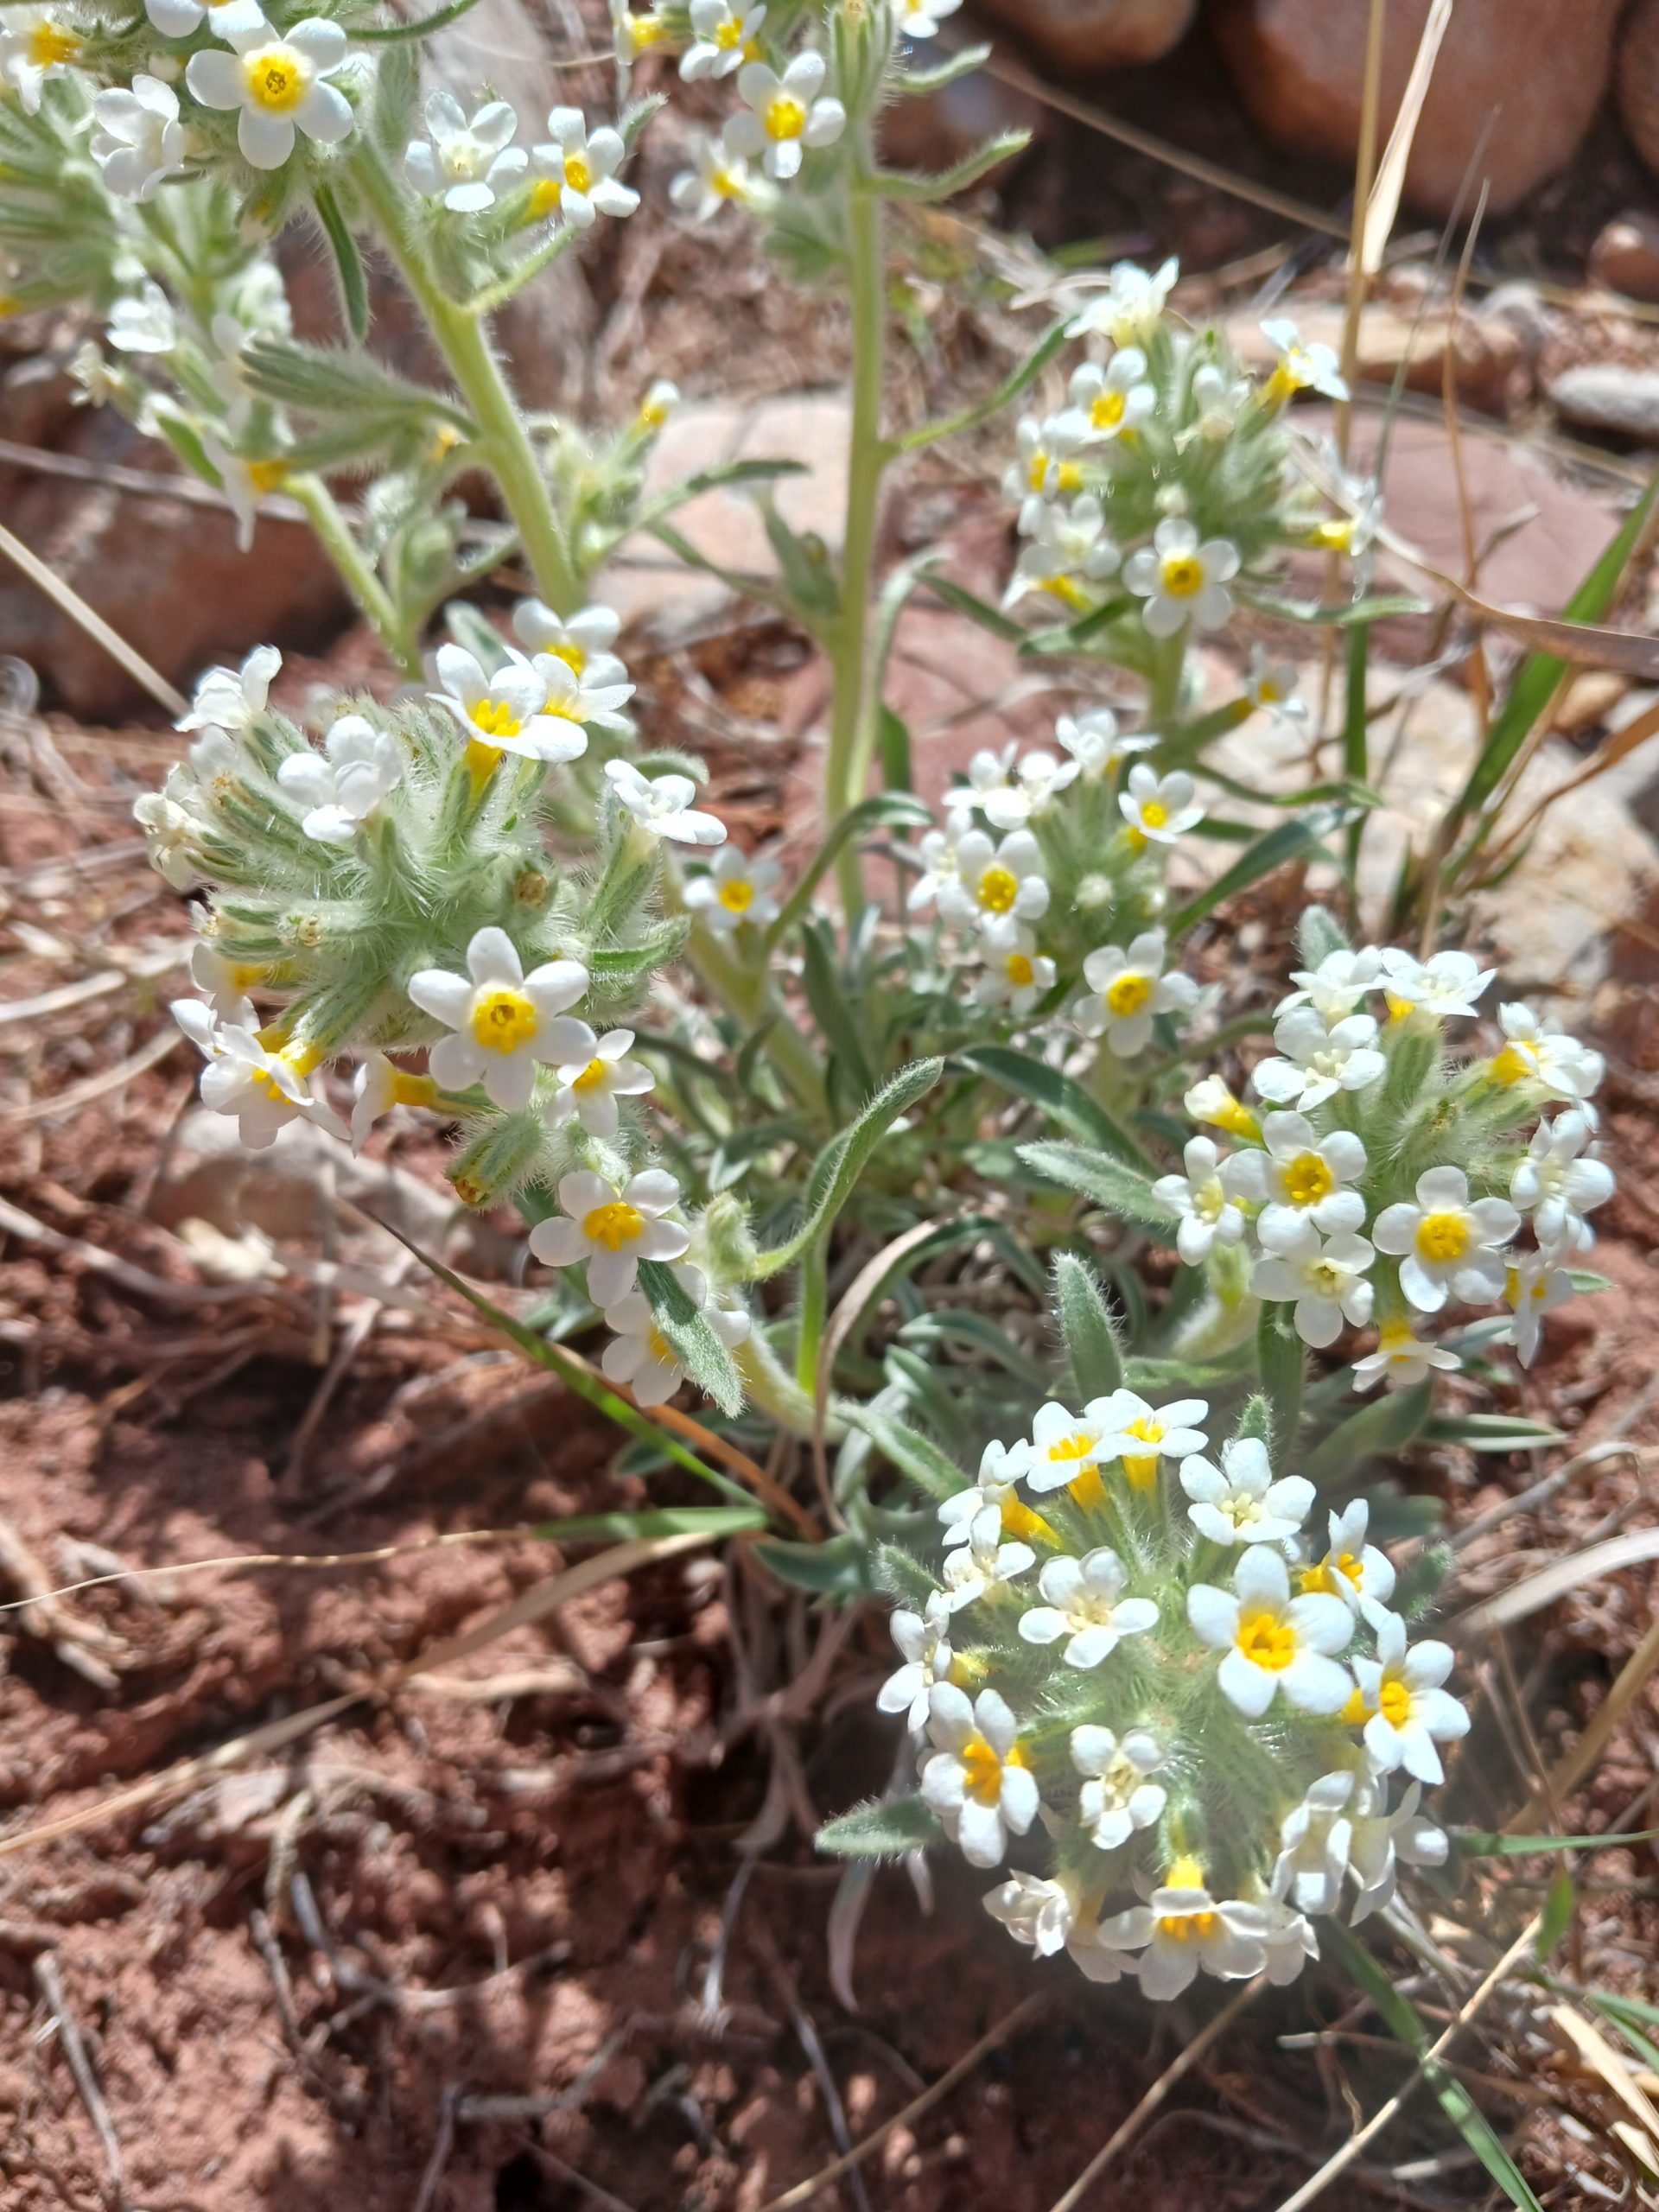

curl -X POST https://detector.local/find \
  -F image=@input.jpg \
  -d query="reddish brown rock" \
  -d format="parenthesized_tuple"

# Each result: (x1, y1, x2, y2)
(1618, 0, 1659, 184)
(969, 0, 1198, 71)
(1589, 213, 1659, 303)
(1209, 0, 1621, 219)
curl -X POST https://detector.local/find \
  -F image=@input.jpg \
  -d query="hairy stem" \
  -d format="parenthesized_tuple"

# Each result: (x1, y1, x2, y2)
(287, 471, 419, 677)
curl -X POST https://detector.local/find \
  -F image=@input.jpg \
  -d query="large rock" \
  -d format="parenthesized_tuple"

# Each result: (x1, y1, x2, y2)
(969, 0, 1198, 70)
(1618, 0, 1659, 184)
(1229, 301, 1526, 417)
(1549, 365, 1659, 444)
(1209, 0, 1623, 219)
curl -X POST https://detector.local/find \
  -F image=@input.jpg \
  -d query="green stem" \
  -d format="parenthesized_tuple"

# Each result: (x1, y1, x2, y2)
(823, 178, 888, 921)
(684, 928, 827, 1119)
(1147, 632, 1187, 730)
(350, 144, 581, 616)
(288, 472, 418, 677)
(795, 1243, 828, 1395)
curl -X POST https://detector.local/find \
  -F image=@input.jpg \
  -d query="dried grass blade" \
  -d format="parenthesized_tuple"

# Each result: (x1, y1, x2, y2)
(1361, 0, 1456, 275)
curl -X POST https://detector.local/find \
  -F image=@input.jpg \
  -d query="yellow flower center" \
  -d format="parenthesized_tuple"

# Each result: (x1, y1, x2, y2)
(960, 1733, 1025, 1806)
(1416, 1211, 1470, 1264)
(563, 151, 592, 194)
(1160, 1907, 1218, 1942)
(583, 1199, 645, 1251)
(469, 988, 538, 1052)
(1027, 449, 1049, 492)
(718, 877, 754, 915)
(1300, 1552, 1363, 1597)
(1091, 388, 1127, 431)
(528, 177, 562, 220)
(1379, 1678, 1413, 1726)
(243, 45, 307, 111)
(648, 1327, 676, 1364)
(1054, 460, 1084, 494)
(1236, 1610, 1296, 1671)
(1105, 972, 1151, 1018)
(546, 639, 585, 675)
(1046, 1431, 1096, 1463)
(1256, 676, 1281, 703)
(1006, 951, 1034, 987)
(470, 698, 522, 740)
(1160, 554, 1205, 598)
(709, 162, 746, 200)
(715, 15, 743, 43)
(246, 458, 288, 494)
(1281, 1152, 1333, 1208)
(29, 20, 80, 64)
(765, 92, 806, 141)
(1138, 798, 1168, 830)
(1043, 574, 1092, 612)
(1489, 1043, 1533, 1085)
(570, 1057, 611, 1094)
(632, 13, 669, 43)
(1120, 1414, 1163, 1490)
(976, 864, 1020, 915)
(1313, 518, 1354, 553)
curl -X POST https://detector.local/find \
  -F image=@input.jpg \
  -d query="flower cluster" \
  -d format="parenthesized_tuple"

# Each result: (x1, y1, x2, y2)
(866, 1395, 1459, 1995)
(1160, 933, 1611, 1380)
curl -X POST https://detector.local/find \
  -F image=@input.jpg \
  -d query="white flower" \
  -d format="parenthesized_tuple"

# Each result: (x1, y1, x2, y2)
(1117, 762, 1204, 846)
(529, 651, 633, 738)
(937, 828, 1049, 935)
(680, 0, 764, 76)
(1065, 1921, 1140, 1984)
(200, 436, 288, 553)
(1185, 1072, 1261, 1142)
(919, 1683, 1039, 1868)
(190, 940, 258, 1024)
(1019, 1400, 1112, 1498)
(726, 52, 845, 181)
(1245, 645, 1306, 728)
(670, 130, 766, 220)
(942, 745, 1017, 825)
(174, 1001, 345, 1148)
(1187, 1545, 1354, 1719)
(1053, 350, 1155, 448)
(684, 844, 783, 936)
(1261, 316, 1350, 404)
(0, 8, 83, 112)
(1492, 1002, 1604, 1103)
(1070, 1726, 1165, 1852)
(1272, 1771, 1354, 1916)
(1503, 1252, 1575, 1368)
(1019, 1548, 1157, 1669)
(1187, 360, 1247, 442)
(1351, 1319, 1463, 1393)
(1259, 1901, 1320, 1985)
(1094, 1389, 1209, 1491)
(404, 92, 525, 212)
(1347, 1777, 1447, 1923)
(134, 788, 204, 887)
(939, 1503, 1034, 1613)
(609, 0, 671, 65)
(1351, 1611, 1468, 1785)
(1373, 1166, 1520, 1314)
(1071, 256, 1178, 348)
(91, 76, 188, 201)
(1254, 1220, 1376, 1349)
(605, 760, 726, 846)
(1297, 1500, 1395, 1616)
(531, 106, 639, 227)
(984, 1871, 1077, 1957)
(512, 598, 626, 685)
(185, 14, 354, 170)
(1275, 944, 1382, 1025)
(145, 0, 261, 35)
(1101, 1866, 1269, 1999)
(1002, 415, 1083, 533)
(978, 750, 1078, 831)
(547, 1027, 654, 1138)
(1242, 1112, 1366, 1243)
(429, 645, 588, 765)
(1054, 708, 1154, 782)
(107, 282, 177, 354)
(905, 827, 962, 913)
(1007, 493, 1120, 607)
(1252, 1008, 1386, 1110)
(1078, 928, 1198, 1058)
(178, 644, 280, 732)
(1150, 1135, 1252, 1266)
(528, 1166, 690, 1306)
(938, 1437, 1030, 1541)
(972, 920, 1055, 1017)
(599, 1269, 743, 1407)
(407, 926, 592, 1113)
(1179, 1436, 1313, 1547)
(350, 1052, 397, 1153)
(1123, 518, 1240, 639)
(877, 1594, 953, 1732)
(1510, 1111, 1613, 1256)
(896, 0, 961, 35)
(275, 713, 402, 842)
(1380, 945, 1493, 1021)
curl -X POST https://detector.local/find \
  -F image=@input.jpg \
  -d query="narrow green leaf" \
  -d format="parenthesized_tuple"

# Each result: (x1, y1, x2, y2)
(1053, 1252, 1126, 1400)
(356, 0, 484, 37)
(877, 705, 912, 792)
(1236, 589, 1431, 626)
(242, 336, 471, 429)
(1298, 906, 1351, 969)
(1016, 1140, 1179, 1236)
(844, 1403, 965, 1501)
(1537, 1867, 1576, 1961)
(1165, 808, 1348, 939)
(817, 1793, 944, 1858)
(871, 130, 1031, 205)
(312, 182, 368, 343)
(894, 41, 992, 92)
(750, 1059, 944, 1278)
(1424, 1412, 1565, 1452)
(1343, 619, 1370, 886)
(753, 1534, 875, 1596)
(957, 1044, 1153, 1168)
(1458, 1827, 1659, 1857)
(529, 1505, 765, 1542)
(1256, 1301, 1305, 1465)
(764, 792, 931, 950)
(638, 1257, 742, 1418)
(914, 572, 1027, 640)
(799, 921, 875, 1093)
(900, 319, 1071, 454)
(1300, 1381, 1432, 1488)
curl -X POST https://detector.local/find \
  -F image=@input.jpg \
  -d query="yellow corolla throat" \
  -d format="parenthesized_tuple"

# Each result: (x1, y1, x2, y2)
(1281, 1153, 1332, 1208)
(469, 987, 539, 1054)
(251, 1039, 324, 1100)
(1091, 389, 1126, 431)
(1160, 554, 1205, 598)
(999, 1493, 1056, 1544)
(961, 1732, 1025, 1805)
(1378, 1677, 1412, 1726)
(470, 697, 522, 740)
(1488, 1043, 1533, 1085)
(1005, 951, 1035, 988)
(247, 458, 289, 493)
(1415, 1211, 1469, 1264)
(1158, 1854, 1217, 1936)
(1340, 1684, 1371, 1726)
(1105, 970, 1151, 1019)
(583, 1199, 645, 1251)
(1042, 573, 1093, 612)
(1236, 1609, 1296, 1671)
(527, 177, 562, 220)
(570, 1057, 611, 1095)
(563, 151, 592, 194)
(243, 44, 308, 111)
(29, 20, 81, 65)
(1300, 1550, 1363, 1597)
(975, 864, 1020, 915)
(1263, 360, 1306, 407)
(765, 92, 806, 141)
(714, 16, 745, 45)
(1309, 518, 1353, 552)
(1119, 1414, 1164, 1489)
(718, 877, 754, 915)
